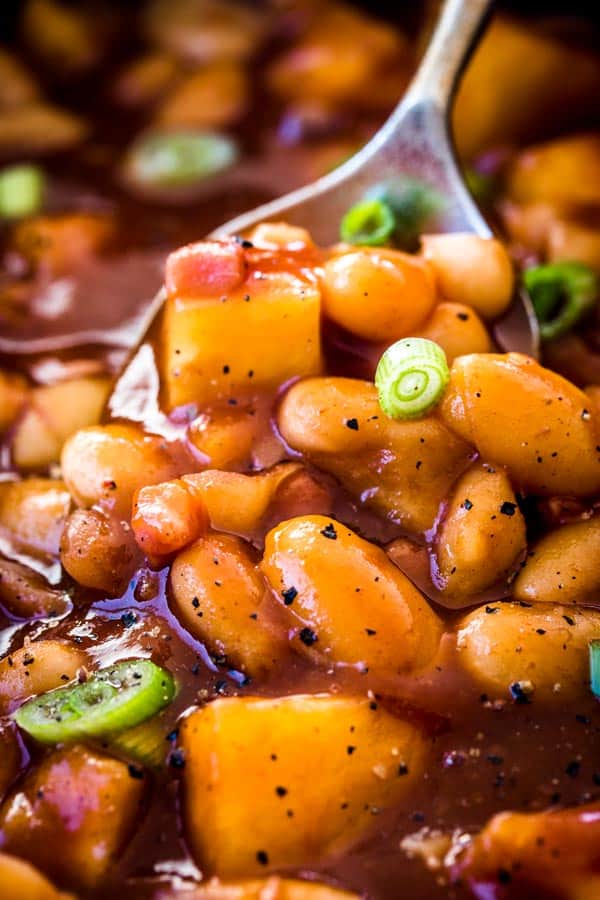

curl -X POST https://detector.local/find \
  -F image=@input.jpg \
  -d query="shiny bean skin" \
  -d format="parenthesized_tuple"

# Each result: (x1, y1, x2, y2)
(420, 234, 514, 319)
(60, 508, 140, 595)
(0, 479, 71, 559)
(278, 377, 474, 534)
(455, 602, 600, 703)
(61, 424, 179, 517)
(513, 517, 600, 605)
(440, 353, 600, 496)
(320, 248, 436, 342)
(414, 301, 492, 363)
(435, 463, 526, 599)
(0, 640, 88, 714)
(170, 533, 288, 677)
(261, 515, 442, 681)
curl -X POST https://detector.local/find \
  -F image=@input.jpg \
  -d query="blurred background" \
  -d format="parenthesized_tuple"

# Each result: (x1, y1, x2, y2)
(1, 0, 600, 390)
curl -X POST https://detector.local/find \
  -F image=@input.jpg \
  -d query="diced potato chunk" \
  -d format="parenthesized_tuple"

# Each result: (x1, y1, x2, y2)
(0, 640, 88, 714)
(0, 745, 145, 889)
(440, 353, 600, 496)
(435, 463, 526, 599)
(163, 262, 322, 409)
(181, 695, 428, 876)
(0, 478, 71, 558)
(170, 533, 288, 676)
(11, 377, 110, 471)
(454, 17, 600, 158)
(261, 516, 442, 680)
(11, 215, 112, 276)
(513, 517, 600, 605)
(0, 852, 72, 900)
(455, 602, 600, 703)
(278, 377, 473, 533)
(506, 133, 600, 207)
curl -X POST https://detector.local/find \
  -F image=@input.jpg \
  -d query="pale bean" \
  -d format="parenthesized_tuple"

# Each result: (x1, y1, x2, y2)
(0, 640, 88, 714)
(61, 424, 178, 517)
(435, 463, 526, 599)
(420, 234, 513, 319)
(0, 478, 71, 558)
(456, 602, 600, 703)
(60, 508, 140, 595)
(440, 353, 600, 496)
(261, 515, 442, 680)
(278, 377, 473, 534)
(513, 517, 600, 605)
(321, 248, 436, 342)
(170, 533, 288, 677)
(414, 302, 492, 362)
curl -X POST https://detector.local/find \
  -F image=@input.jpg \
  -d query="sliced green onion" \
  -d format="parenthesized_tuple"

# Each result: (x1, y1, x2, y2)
(375, 337, 450, 420)
(13, 659, 176, 745)
(0, 164, 45, 219)
(340, 198, 395, 246)
(126, 130, 238, 188)
(365, 178, 445, 251)
(464, 166, 496, 205)
(107, 715, 171, 768)
(524, 261, 598, 341)
(590, 641, 600, 698)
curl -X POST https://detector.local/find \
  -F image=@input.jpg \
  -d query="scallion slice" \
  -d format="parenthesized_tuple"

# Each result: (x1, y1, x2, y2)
(126, 130, 238, 188)
(590, 641, 600, 698)
(365, 178, 444, 251)
(524, 261, 598, 341)
(375, 337, 450, 420)
(0, 164, 44, 219)
(339, 198, 396, 246)
(13, 659, 176, 745)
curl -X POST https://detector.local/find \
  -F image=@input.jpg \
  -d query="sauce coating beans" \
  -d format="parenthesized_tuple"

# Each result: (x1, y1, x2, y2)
(2, 3, 600, 900)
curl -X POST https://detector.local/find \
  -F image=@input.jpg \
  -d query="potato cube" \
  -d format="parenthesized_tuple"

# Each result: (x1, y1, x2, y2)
(181, 694, 428, 877)
(163, 268, 321, 410)
(0, 745, 145, 889)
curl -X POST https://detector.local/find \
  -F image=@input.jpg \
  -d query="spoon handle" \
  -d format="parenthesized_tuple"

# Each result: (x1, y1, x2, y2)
(406, 0, 494, 109)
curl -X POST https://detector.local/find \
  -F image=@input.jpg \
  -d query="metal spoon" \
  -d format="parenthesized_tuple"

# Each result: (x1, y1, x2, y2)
(109, 0, 539, 421)
(211, 0, 539, 356)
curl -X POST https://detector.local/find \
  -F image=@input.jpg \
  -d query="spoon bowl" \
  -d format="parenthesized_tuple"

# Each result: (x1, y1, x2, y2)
(212, 0, 539, 356)
(109, 0, 539, 425)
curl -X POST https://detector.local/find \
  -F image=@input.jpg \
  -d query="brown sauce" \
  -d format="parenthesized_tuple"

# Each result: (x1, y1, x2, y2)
(2, 3, 600, 899)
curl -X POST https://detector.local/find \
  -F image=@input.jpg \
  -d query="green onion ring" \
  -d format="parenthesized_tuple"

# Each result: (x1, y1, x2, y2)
(13, 658, 176, 745)
(375, 337, 450, 420)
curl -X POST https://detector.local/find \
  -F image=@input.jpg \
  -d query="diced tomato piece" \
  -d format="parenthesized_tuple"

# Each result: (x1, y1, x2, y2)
(165, 239, 246, 299)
